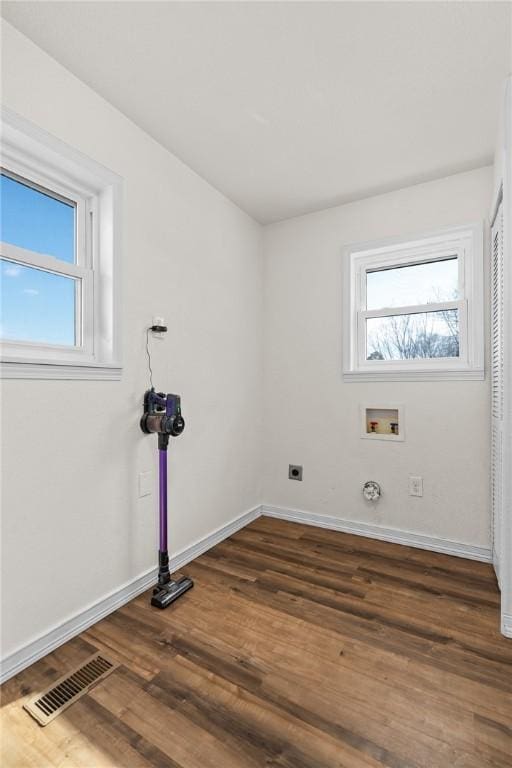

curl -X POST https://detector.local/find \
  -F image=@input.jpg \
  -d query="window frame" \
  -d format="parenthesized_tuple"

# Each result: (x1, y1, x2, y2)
(0, 107, 122, 379)
(343, 223, 484, 382)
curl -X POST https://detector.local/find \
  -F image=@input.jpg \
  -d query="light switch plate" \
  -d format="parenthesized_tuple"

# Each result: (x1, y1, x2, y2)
(138, 470, 153, 498)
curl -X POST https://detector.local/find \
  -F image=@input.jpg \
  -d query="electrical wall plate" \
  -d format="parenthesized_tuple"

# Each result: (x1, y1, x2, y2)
(138, 470, 153, 498)
(288, 464, 303, 481)
(151, 316, 167, 338)
(409, 475, 423, 497)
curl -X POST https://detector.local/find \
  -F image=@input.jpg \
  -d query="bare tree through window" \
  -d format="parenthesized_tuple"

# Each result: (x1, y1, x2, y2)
(366, 289, 459, 361)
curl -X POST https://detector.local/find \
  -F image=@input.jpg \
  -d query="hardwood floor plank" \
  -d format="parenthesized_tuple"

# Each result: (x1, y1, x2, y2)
(149, 654, 386, 768)
(154, 629, 463, 768)
(2, 518, 511, 768)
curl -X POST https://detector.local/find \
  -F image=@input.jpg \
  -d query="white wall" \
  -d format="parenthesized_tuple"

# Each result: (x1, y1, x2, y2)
(262, 167, 493, 547)
(0, 22, 263, 659)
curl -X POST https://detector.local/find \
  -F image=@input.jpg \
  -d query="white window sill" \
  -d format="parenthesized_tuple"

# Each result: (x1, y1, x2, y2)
(1, 360, 122, 380)
(343, 367, 485, 382)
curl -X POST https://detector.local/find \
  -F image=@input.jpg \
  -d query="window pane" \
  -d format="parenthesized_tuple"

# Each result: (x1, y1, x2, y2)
(366, 310, 459, 361)
(0, 173, 75, 263)
(366, 257, 458, 310)
(1, 259, 77, 346)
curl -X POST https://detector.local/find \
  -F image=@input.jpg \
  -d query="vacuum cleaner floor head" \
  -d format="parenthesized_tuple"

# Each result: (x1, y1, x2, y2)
(151, 576, 194, 609)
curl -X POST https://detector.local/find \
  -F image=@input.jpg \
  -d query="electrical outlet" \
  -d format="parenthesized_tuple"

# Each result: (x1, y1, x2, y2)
(138, 470, 153, 498)
(409, 475, 423, 497)
(151, 316, 166, 338)
(289, 464, 303, 481)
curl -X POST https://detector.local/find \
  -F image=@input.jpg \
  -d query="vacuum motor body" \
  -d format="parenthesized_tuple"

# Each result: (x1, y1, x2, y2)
(140, 390, 185, 438)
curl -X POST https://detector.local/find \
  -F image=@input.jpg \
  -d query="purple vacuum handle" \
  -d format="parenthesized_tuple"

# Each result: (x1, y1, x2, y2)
(159, 448, 168, 552)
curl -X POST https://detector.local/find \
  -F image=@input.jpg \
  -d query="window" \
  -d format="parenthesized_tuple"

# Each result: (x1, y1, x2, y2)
(0, 108, 122, 379)
(343, 224, 484, 381)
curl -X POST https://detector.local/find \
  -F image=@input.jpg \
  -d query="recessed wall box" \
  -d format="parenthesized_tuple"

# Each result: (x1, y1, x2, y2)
(361, 404, 404, 441)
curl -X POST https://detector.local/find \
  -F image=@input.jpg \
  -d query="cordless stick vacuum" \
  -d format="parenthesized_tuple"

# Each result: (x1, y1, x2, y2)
(140, 385, 194, 608)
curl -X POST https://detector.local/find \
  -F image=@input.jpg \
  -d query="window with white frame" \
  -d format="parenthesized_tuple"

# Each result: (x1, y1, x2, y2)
(343, 224, 484, 381)
(0, 109, 122, 379)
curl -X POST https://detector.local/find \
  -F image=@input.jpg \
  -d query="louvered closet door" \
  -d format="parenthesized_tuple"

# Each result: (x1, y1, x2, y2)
(491, 199, 504, 586)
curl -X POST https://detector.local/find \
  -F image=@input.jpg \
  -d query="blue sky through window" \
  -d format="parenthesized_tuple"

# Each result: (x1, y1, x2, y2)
(0, 173, 77, 346)
(0, 174, 75, 262)
(1, 260, 76, 346)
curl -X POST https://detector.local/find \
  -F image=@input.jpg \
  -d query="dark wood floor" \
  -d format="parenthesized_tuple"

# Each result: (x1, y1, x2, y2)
(2, 517, 512, 767)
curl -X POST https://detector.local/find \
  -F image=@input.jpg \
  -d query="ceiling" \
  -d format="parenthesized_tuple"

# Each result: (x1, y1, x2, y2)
(2, 2, 511, 224)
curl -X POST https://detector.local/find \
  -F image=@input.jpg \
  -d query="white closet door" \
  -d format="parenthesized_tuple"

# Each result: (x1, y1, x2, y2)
(491, 199, 504, 586)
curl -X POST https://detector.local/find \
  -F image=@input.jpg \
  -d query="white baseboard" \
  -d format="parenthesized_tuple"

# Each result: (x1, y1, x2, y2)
(261, 504, 493, 563)
(0, 567, 158, 687)
(502, 613, 512, 638)
(0, 505, 260, 685)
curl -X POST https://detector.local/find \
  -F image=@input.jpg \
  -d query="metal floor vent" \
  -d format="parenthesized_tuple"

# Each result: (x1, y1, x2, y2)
(24, 652, 118, 726)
